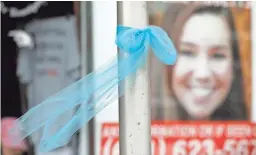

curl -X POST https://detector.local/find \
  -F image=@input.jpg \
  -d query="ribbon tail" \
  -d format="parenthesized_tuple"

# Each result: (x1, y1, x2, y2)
(9, 56, 120, 141)
(39, 79, 119, 151)
(10, 45, 146, 151)
(37, 48, 146, 151)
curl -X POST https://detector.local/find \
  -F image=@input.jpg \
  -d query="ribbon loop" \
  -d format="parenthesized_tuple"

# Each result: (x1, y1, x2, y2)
(148, 26, 177, 65)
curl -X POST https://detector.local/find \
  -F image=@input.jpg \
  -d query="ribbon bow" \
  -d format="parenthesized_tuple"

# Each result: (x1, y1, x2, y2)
(10, 25, 177, 152)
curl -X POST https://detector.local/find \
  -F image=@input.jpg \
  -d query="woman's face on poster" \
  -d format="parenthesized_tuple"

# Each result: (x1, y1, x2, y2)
(172, 13, 233, 119)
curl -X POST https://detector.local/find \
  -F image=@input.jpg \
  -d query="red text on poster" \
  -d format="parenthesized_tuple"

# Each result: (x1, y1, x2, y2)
(101, 122, 256, 155)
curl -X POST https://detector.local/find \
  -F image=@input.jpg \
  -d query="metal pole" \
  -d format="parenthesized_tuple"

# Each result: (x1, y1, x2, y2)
(118, 2, 151, 155)
(79, 2, 90, 155)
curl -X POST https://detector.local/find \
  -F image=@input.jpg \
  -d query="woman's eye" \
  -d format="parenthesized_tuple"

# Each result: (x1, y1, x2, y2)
(180, 50, 196, 57)
(211, 53, 226, 59)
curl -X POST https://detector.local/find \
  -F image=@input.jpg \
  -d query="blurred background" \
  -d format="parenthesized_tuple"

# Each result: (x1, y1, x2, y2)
(1, 1, 254, 155)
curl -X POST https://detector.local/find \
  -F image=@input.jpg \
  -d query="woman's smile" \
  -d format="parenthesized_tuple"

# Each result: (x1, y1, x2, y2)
(191, 87, 214, 104)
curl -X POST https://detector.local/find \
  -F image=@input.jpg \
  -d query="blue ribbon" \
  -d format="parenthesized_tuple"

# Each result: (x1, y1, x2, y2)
(10, 25, 177, 152)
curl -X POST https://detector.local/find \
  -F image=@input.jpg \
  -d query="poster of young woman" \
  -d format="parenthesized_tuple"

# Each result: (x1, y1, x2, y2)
(146, 1, 255, 154)
(149, 1, 252, 121)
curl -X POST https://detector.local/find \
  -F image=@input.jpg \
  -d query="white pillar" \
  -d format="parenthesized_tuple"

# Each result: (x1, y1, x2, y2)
(118, 2, 151, 155)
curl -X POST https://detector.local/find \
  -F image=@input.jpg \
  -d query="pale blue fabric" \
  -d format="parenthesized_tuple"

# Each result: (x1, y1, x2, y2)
(10, 25, 177, 152)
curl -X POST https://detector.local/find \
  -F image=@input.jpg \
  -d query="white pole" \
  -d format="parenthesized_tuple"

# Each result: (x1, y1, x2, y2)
(79, 2, 90, 155)
(251, 1, 256, 122)
(118, 2, 151, 155)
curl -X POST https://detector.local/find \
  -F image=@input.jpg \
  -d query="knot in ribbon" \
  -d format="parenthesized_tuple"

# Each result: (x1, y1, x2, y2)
(10, 25, 177, 152)
(116, 25, 177, 65)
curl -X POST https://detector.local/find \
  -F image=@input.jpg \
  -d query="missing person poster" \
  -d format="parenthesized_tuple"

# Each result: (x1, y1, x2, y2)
(149, 1, 252, 121)
(101, 1, 255, 155)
